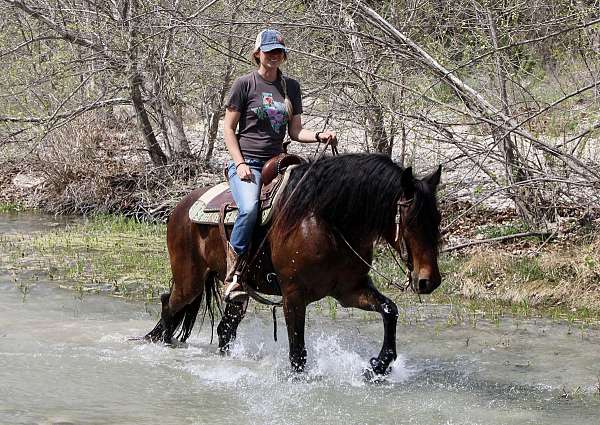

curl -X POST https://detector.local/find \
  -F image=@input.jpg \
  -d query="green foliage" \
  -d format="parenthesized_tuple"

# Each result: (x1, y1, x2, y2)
(477, 221, 530, 239)
(513, 257, 545, 282)
(81, 214, 164, 237)
(0, 202, 24, 213)
(1, 214, 170, 299)
(326, 297, 338, 320)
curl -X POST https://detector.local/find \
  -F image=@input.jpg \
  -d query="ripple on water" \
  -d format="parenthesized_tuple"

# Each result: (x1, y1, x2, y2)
(3, 273, 600, 425)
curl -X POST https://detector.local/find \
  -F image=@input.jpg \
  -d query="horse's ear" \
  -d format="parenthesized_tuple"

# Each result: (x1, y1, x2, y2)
(425, 165, 442, 189)
(401, 167, 415, 194)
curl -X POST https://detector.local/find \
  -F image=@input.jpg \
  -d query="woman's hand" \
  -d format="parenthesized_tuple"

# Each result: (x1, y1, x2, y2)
(318, 130, 338, 148)
(236, 163, 255, 182)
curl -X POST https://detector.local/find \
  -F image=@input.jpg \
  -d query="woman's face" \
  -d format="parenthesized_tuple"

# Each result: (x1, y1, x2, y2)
(255, 48, 285, 70)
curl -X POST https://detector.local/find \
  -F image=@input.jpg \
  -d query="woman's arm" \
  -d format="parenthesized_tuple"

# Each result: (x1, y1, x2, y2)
(288, 114, 337, 146)
(224, 107, 253, 181)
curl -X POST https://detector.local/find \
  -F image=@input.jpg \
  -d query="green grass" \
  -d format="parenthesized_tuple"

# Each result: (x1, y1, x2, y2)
(477, 221, 530, 239)
(0, 202, 24, 213)
(507, 256, 546, 283)
(368, 241, 600, 325)
(1, 214, 170, 299)
(4, 213, 600, 326)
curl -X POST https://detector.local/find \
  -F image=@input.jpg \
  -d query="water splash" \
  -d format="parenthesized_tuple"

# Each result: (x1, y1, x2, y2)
(3, 275, 600, 425)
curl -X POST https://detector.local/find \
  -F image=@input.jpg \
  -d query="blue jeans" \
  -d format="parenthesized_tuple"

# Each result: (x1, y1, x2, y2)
(227, 159, 264, 255)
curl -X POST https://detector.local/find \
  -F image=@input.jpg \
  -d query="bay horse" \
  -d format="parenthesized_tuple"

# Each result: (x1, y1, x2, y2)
(145, 153, 442, 376)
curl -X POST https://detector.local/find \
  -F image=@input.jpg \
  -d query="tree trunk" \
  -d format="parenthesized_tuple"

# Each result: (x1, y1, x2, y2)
(397, 87, 407, 166)
(152, 2, 191, 158)
(127, 0, 167, 167)
(343, 11, 390, 155)
(130, 73, 167, 166)
(487, 8, 540, 224)
(205, 6, 238, 161)
(371, 105, 390, 155)
(205, 109, 221, 161)
(160, 94, 190, 156)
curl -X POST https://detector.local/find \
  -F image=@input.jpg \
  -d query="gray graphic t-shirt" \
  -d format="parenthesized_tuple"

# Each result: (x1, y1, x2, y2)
(225, 71, 302, 161)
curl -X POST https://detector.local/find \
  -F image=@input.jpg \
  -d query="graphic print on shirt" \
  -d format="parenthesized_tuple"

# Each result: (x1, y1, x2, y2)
(252, 92, 288, 133)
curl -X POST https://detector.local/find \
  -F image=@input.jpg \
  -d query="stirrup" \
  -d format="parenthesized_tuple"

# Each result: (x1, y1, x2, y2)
(224, 274, 249, 303)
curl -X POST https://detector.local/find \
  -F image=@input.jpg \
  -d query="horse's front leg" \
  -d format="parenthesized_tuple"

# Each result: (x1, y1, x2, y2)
(217, 299, 248, 354)
(282, 289, 307, 372)
(335, 276, 398, 376)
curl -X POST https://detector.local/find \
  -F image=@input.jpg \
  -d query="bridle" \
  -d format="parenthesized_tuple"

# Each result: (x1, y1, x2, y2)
(391, 196, 415, 290)
(335, 194, 417, 294)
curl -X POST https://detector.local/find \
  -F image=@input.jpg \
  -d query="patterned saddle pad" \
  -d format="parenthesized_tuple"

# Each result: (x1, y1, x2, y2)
(188, 165, 296, 225)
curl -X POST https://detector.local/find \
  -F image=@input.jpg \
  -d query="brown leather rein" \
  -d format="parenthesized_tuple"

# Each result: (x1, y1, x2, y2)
(234, 141, 417, 309)
(335, 196, 417, 294)
(234, 139, 339, 308)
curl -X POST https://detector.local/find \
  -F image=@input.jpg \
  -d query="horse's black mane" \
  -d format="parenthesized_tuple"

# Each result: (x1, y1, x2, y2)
(275, 153, 440, 247)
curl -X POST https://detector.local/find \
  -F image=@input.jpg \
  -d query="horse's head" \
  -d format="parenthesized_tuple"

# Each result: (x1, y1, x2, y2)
(391, 165, 442, 294)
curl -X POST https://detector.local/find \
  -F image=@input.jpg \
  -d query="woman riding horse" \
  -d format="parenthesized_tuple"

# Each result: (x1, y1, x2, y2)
(223, 28, 337, 302)
(145, 152, 442, 376)
(144, 29, 443, 378)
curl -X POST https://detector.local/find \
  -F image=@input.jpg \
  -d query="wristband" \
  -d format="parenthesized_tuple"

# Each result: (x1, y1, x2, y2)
(315, 131, 322, 142)
(235, 162, 246, 170)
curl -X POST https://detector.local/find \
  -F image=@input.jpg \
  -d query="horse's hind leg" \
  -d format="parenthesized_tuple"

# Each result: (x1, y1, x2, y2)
(145, 266, 207, 344)
(217, 300, 248, 353)
(162, 267, 208, 344)
(144, 292, 184, 344)
(144, 292, 172, 342)
(335, 276, 398, 376)
(160, 292, 181, 345)
(144, 292, 168, 342)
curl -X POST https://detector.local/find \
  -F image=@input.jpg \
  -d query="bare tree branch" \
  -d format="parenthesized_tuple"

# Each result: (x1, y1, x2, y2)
(442, 231, 552, 253)
(0, 97, 130, 123)
(3, 0, 120, 67)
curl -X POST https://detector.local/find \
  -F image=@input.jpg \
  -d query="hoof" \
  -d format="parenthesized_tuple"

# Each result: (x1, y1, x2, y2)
(362, 367, 389, 383)
(362, 367, 376, 381)
(368, 357, 392, 376)
(291, 364, 306, 374)
(218, 345, 232, 356)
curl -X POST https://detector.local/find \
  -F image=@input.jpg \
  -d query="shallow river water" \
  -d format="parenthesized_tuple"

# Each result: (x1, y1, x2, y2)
(1, 214, 600, 425)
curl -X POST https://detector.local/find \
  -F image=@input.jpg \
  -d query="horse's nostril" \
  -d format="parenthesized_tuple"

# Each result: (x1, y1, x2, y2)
(418, 279, 429, 293)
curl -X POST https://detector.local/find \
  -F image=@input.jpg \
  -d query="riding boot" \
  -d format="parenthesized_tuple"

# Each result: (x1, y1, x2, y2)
(224, 243, 249, 303)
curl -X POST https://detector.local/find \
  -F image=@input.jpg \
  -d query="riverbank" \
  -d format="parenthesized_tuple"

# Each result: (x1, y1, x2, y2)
(2, 210, 600, 325)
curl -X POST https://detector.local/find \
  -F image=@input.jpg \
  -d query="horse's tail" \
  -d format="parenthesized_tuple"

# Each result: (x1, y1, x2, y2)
(176, 272, 222, 342)
(144, 273, 222, 344)
(174, 292, 203, 342)
(197, 272, 223, 344)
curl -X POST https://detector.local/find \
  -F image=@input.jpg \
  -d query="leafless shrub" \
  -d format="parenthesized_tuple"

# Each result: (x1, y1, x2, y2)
(11, 114, 219, 220)
(1, 0, 599, 229)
